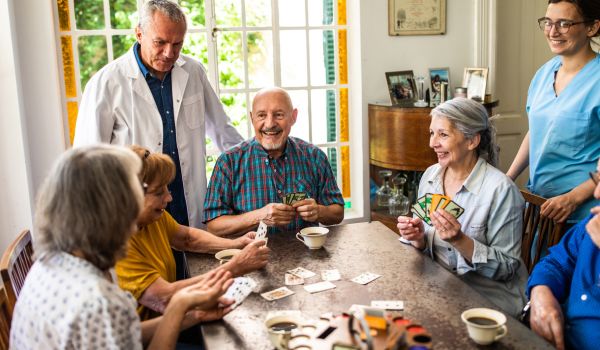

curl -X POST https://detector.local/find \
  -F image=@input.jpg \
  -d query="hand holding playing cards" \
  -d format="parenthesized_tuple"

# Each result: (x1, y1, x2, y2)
(260, 203, 296, 226)
(293, 198, 319, 222)
(397, 215, 426, 249)
(170, 270, 233, 312)
(227, 239, 270, 276)
(431, 209, 463, 242)
(233, 231, 256, 248)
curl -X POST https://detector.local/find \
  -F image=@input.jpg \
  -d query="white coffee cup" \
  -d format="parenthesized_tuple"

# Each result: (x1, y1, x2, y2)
(214, 249, 241, 264)
(295, 227, 329, 249)
(264, 315, 301, 350)
(461, 308, 508, 345)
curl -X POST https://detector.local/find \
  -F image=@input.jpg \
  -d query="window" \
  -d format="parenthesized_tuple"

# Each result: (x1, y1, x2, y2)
(54, 0, 354, 209)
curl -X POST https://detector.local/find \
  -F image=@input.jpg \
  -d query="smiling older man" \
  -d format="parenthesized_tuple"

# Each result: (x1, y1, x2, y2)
(203, 87, 344, 236)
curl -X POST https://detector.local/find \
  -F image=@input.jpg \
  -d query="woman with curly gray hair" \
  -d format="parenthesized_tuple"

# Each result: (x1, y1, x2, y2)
(397, 97, 528, 317)
(10, 144, 232, 349)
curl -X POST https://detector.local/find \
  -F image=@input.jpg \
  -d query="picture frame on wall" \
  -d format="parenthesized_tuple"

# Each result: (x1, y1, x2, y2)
(388, 0, 446, 36)
(462, 67, 488, 101)
(429, 67, 450, 104)
(385, 70, 417, 106)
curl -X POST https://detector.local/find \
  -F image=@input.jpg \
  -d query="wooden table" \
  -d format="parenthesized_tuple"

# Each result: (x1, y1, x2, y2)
(188, 222, 552, 350)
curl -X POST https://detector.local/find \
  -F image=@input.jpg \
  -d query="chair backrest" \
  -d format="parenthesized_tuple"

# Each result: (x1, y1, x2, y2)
(0, 282, 11, 349)
(0, 229, 34, 317)
(520, 190, 566, 274)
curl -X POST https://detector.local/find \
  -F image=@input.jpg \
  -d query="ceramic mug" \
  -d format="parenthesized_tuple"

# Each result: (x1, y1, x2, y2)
(264, 315, 301, 350)
(461, 308, 507, 345)
(214, 249, 241, 264)
(295, 227, 329, 249)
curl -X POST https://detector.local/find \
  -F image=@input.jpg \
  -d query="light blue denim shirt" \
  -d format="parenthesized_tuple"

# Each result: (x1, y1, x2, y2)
(419, 158, 528, 317)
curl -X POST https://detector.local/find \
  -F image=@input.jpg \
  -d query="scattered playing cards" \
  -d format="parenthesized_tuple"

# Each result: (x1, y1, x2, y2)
(287, 267, 316, 279)
(411, 193, 464, 224)
(284, 273, 305, 286)
(222, 277, 257, 309)
(351, 272, 381, 285)
(371, 300, 404, 310)
(261, 287, 295, 301)
(283, 192, 307, 205)
(255, 220, 267, 241)
(303, 281, 336, 294)
(321, 269, 341, 281)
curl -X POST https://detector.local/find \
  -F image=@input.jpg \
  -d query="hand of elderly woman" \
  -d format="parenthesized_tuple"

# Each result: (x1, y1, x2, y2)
(397, 216, 425, 249)
(431, 209, 463, 243)
(234, 232, 256, 248)
(171, 270, 233, 311)
(227, 240, 270, 276)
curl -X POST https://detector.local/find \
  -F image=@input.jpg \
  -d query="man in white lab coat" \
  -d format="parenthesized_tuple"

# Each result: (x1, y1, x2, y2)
(74, 0, 242, 230)
(73, 0, 242, 281)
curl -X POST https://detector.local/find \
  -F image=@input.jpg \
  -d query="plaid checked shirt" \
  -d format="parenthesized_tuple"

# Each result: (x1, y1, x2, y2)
(203, 137, 344, 233)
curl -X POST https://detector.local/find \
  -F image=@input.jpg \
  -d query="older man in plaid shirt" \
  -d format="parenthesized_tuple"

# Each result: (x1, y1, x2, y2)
(203, 87, 344, 236)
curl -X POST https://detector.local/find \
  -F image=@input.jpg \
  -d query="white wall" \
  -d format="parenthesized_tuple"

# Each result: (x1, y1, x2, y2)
(0, 0, 65, 252)
(360, 0, 476, 105)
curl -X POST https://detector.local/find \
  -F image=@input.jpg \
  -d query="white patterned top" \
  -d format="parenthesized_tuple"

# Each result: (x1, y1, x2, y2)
(10, 251, 142, 350)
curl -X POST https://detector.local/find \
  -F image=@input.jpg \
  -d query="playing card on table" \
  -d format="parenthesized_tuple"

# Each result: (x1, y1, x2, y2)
(351, 272, 381, 285)
(255, 220, 268, 241)
(371, 300, 404, 310)
(261, 287, 295, 301)
(222, 277, 257, 309)
(287, 267, 316, 279)
(303, 281, 336, 294)
(321, 269, 341, 281)
(443, 200, 465, 219)
(284, 273, 305, 286)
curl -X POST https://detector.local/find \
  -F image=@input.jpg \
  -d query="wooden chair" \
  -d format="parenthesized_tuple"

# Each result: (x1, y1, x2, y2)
(0, 281, 11, 349)
(0, 229, 34, 317)
(520, 190, 566, 274)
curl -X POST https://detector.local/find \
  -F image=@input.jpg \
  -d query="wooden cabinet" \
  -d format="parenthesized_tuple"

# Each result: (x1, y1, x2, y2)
(369, 103, 437, 234)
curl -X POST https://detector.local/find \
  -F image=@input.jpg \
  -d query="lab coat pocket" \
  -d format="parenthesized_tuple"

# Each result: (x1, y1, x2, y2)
(181, 94, 204, 129)
(548, 111, 588, 154)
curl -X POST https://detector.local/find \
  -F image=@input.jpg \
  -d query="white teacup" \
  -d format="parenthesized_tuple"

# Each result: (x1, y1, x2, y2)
(461, 308, 508, 345)
(264, 315, 301, 350)
(295, 227, 329, 249)
(214, 249, 241, 264)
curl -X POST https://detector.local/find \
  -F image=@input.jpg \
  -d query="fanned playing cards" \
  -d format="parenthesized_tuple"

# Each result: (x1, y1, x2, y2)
(222, 277, 257, 309)
(411, 193, 464, 224)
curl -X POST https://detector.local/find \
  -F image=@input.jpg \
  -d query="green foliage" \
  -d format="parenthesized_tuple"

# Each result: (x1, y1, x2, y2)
(112, 35, 136, 59)
(75, 0, 104, 29)
(218, 32, 243, 89)
(179, 0, 206, 27)
(110, 0, 137, 28)
(78, 36, 108, 90)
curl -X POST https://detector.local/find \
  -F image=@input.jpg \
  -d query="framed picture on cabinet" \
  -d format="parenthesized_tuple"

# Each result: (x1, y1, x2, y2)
(462, 67, 488, 101)
(385, 70, 417, 106)
(428, 67, 450, 104)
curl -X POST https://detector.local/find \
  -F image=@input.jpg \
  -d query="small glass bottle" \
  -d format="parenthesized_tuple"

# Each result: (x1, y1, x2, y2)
(389, 176, 410, 216)
(376, 170, 393, 207)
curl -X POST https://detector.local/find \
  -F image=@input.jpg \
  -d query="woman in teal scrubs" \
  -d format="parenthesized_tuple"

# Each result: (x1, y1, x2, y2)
(507, 0, 600, 225)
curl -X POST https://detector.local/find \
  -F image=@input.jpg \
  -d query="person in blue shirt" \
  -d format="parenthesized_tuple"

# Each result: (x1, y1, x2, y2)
(507, 0, 600, 225)
(527, 158, 600, 350)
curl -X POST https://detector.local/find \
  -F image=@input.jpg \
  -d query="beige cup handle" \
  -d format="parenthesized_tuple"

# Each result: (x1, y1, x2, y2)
(295, 232, 305, 244)
(495, 325, 507, 341)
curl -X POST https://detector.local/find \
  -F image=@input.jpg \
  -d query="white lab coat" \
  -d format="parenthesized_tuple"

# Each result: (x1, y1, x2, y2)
(73, 47, 243, 228)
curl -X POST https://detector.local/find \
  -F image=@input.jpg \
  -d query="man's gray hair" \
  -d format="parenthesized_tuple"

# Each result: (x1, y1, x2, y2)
(34, 145, 143, 271)
(431, 97, 499, 167)
(139, 0, 187, 32)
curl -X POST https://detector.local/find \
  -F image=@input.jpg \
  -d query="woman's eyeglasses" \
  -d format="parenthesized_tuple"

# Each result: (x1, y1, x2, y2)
(537, 17, 590, 34)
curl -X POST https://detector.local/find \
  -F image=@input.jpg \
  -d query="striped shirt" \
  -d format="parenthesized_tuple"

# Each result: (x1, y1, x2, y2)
(203, 137, 344, 232)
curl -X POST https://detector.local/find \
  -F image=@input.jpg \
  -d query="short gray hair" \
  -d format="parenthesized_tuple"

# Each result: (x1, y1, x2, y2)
(34, 145, 143, 271)
(138, 0, 187, 33)
(431, 97, 499, 166)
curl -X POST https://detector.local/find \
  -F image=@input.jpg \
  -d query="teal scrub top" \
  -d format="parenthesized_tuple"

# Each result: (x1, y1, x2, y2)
(526, 54, 600, 222)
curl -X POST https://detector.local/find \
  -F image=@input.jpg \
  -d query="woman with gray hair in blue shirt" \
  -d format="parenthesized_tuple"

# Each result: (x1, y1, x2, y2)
(397, 97, 528, 317)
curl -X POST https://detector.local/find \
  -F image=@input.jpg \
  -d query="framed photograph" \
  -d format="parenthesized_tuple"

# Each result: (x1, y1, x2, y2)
(388, 0, 446, 36)
(386, 70, 417, 106)
(462, 68, 488, 101)
(429, 67, 450, 103)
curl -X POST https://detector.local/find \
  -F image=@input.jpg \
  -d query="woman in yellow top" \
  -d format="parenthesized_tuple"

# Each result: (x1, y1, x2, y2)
(116, 146, 269, 321)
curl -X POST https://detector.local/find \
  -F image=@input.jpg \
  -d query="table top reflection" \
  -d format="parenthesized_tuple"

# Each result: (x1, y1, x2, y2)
(187, 221, 552, 350)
